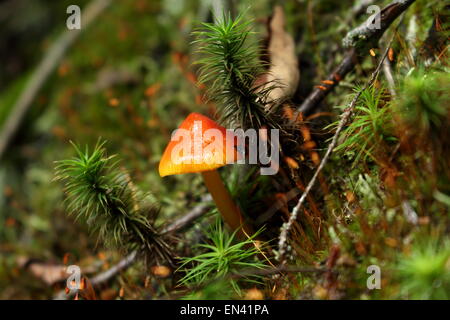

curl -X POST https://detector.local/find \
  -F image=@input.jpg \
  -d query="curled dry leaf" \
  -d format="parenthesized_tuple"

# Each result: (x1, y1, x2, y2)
(79, 277, 97, 300)
(27, 263, 68, 286)
(17, 256, 97, 286)
(256, 6, 300, 107)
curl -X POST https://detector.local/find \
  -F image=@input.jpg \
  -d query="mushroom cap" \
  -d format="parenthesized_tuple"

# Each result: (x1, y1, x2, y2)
(159, 113, 238, 177)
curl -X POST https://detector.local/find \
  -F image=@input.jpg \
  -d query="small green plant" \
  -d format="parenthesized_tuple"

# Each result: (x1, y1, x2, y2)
(181, 279, 236, 300)
(54, 140, 173, 264)
(394, 70, 450, 140)
(193, 12, 279, 130)
(178, 219, 268, 295)
(395, 238, 450, 299)
(332, 85, 396, 166)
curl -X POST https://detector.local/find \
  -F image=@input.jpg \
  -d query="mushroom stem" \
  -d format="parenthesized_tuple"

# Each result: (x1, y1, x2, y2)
(201, 170, 253, 237)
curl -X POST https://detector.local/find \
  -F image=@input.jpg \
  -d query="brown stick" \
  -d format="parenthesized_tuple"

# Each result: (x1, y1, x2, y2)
(161, 194, 212, 234)
(234, 265, 330, 279)
(295, 0, 416, 116)
(53, 197, 211, 300)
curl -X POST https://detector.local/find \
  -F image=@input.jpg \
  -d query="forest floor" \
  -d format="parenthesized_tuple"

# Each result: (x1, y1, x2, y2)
(0, 0, 449, 300)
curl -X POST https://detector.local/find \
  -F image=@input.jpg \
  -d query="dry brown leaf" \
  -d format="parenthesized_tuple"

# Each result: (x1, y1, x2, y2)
(28, 263, 68, 286)
(257, 6, 300, 106)
(80, 277, 97, 300)
(17, 256, 97, 287)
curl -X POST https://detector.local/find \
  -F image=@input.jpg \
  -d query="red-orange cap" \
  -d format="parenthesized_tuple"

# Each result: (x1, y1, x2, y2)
(159, 113, 238, 177)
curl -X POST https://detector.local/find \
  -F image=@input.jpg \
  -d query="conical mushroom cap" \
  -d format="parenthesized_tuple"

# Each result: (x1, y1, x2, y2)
(159, 113, 238, 177)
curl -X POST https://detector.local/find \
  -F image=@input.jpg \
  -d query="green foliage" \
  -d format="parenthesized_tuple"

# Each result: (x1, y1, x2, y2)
(193, 12, 278, 129)
(181, 279, 236, 300)
(332, 85, 396, 166)
(178, 219, 268, 294)
(394, 69, 450, 138)
(54, 140, 173, 264)
(395, 238, 450, 299)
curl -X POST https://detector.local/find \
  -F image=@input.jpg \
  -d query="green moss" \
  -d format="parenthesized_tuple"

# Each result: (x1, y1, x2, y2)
(395, 238, 450, 299)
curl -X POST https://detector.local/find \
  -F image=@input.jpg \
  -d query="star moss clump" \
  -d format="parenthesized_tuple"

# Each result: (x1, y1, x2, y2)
(193, 13, 279, 130)
(55, 140, 173, 265)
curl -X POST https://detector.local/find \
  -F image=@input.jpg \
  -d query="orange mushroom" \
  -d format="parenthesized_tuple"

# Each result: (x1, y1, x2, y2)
(159, 113, 252, 236)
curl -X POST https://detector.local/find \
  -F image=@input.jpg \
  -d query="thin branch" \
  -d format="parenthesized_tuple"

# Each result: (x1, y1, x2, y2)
(278, 33, 398, 265)
(53, 198, 212, 300)
(0, 0, 112, 160)
(89, 251, 137, 286)
(296, 48, 358, 115)
(383, 58, 397, 97)
(234, 265, 330, 279)
(295, 0, 416, 116)
(161, 195, 212, 234)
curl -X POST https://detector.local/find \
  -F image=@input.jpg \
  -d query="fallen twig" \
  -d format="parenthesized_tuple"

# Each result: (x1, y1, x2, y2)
(234, 264, 330, 279)
(383, 58, 397, 97)
(295, 0, 416, 116)
(89, 251, 137, 286)
(161, 195, 212, 234)
(0, 0, 112, 160)
(53, 197, 212, 299)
